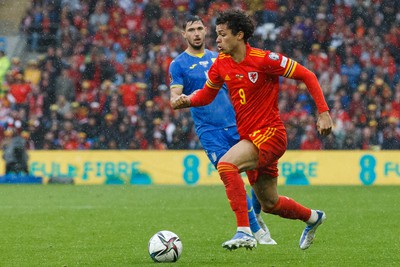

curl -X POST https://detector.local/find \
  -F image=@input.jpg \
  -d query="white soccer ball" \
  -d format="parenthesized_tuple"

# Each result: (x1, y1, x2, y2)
(148, 230, 183, 263)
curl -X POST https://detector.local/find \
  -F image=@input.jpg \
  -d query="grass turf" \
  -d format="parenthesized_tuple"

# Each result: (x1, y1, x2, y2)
(0, 185, 399, 266)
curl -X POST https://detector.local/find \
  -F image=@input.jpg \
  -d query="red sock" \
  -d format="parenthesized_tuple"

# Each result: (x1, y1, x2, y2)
(217, 162, 249, 227)
(267, 196, 311, 222)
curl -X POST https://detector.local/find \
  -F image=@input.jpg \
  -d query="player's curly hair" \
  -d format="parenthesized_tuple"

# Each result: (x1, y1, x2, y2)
(216, 9, 255, 43)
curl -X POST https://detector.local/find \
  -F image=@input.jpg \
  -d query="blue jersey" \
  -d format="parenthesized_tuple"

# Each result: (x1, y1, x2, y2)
(169, 49, 236, 138)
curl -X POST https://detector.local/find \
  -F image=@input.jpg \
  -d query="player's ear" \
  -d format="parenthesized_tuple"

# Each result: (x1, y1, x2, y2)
(236, 31, 244, 41)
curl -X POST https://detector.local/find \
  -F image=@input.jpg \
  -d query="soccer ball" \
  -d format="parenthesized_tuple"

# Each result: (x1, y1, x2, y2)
(148, 230, 183, 262)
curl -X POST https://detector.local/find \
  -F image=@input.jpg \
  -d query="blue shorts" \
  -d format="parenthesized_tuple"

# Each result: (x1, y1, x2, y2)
(200, 126, 240, 168)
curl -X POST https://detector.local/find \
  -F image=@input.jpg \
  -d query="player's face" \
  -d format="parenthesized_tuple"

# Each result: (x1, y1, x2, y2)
(216, 23, 242, 55)
(183, 21, 206, 51)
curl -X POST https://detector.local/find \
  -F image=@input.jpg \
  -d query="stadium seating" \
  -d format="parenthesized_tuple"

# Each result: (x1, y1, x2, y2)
(0, 0, 398, 151)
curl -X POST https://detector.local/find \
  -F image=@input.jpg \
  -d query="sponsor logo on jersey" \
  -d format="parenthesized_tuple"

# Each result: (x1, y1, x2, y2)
(199, 61, 209, 68)
(189, 64, 197, 69)
(248, 72, 258, 83)
(268, 52, 279, 60)
(224, 74, 231, 81)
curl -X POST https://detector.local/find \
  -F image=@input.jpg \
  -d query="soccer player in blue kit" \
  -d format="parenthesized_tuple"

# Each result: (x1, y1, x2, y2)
(169, 15, 276, 249)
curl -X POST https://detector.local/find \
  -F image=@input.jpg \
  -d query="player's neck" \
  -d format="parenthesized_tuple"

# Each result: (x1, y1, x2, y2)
(230, 44, 247, 63)
(186, 47, 205, 57)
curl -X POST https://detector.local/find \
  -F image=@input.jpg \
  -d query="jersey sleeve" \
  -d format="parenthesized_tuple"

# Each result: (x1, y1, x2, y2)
(168, 60, 183, 88)
(263, 51, 298, 78)
(264, 51, 329, 113)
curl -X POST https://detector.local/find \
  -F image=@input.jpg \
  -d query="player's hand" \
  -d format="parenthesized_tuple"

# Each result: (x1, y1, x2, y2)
(171, 94, 191, 109)
(317, 111, 333, 136)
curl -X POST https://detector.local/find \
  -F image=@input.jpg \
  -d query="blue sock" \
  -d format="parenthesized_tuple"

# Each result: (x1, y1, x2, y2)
(247, 194, 261, 233)
(251, 188, 262, 215)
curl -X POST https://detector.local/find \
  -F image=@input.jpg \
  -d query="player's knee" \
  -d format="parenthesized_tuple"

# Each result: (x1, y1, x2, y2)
(260, 196, 279, 212)
(220, 140, 258, 171)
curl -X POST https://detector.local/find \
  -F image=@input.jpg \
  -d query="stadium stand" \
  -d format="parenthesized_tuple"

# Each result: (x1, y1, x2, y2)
(0, 0, 399, 151)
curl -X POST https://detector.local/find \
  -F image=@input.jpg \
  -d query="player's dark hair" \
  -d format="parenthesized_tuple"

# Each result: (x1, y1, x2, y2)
(216, 9, 255, 43)
(183, 15, 204, 30)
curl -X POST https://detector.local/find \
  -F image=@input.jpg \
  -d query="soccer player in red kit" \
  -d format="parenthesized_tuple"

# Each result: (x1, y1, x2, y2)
(172, 9, 333, 250)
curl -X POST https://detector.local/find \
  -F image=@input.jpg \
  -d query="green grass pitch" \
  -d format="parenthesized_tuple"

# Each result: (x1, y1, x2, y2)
(0, 185, 399, 266)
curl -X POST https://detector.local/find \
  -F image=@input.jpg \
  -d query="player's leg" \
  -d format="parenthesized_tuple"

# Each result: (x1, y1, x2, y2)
(218, 139, 259, 250)
(202, 130, 260, 249)
(251, 187, 262, 215)
(246, 194, 260, 232)
(203, 130, 253, 235)
(251, 128, 326, 250)
(252, 175, 325, 249)
(249, 187, 277, 244)
(250, 187, 268, 231)
(223, 126, 274, 244)
(251, 190, 271, 233)
(217, 162, 255, 250)
(247, 192, 277, 245)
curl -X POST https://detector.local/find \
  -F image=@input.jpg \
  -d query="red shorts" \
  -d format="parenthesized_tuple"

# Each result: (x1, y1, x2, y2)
(244, 126, 287, 185)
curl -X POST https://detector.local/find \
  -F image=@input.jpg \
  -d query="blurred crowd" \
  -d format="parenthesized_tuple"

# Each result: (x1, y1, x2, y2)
(0, 0, 399, 151)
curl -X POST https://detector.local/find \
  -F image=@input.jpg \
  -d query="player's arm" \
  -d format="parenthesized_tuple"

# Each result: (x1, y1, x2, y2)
(169, 60, 192, 110)
(170, 85, 184, 104)
(171, 61, 223, 110)
(289, 63, 332, 136)
(171, 83, 220, 110)
(289, 64, 328, 113)
(268, 53, 332, 136)
(170, 85, 191, 109)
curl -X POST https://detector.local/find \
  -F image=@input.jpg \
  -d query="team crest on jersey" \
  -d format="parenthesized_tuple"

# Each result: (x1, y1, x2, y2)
(268, 52, 279, 60)
(199, 61, 209, 68)
(248, 72, 258, 83)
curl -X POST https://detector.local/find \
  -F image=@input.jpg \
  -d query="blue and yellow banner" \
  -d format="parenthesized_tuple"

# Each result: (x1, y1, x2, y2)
(0, 151, 399, 185)
(279, 151, 400, 185)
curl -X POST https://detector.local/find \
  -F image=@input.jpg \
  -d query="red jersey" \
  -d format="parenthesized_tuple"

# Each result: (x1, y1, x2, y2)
(206, 44, 293, 137)
(205, 44, 328, 139)
(191, 43, 329, 140)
